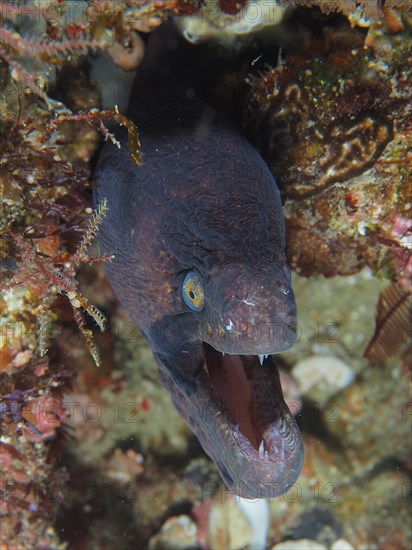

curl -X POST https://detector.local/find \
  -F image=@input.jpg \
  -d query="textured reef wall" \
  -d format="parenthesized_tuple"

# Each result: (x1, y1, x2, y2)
(0, 1, 411, 549)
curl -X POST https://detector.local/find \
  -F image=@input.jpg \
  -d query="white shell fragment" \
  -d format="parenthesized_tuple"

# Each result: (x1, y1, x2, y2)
(272, 540, 327, 550)
(331, 539, 356, 550)
(291, 355, 354, 406)
(176, 0, 285, 48)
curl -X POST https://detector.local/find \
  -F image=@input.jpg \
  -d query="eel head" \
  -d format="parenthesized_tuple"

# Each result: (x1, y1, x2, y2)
(147, 260, 304, 499)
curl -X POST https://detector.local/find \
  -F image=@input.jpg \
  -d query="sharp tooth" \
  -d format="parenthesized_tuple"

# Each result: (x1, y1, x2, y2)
(233, 424, 239, 439)
(259, 439, 265, 458)
(264, 354, 268, 360)
(258, 355, 265, 365)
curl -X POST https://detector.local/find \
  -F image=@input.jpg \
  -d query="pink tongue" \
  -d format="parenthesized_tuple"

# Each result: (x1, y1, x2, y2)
(206, 350, 262, 450)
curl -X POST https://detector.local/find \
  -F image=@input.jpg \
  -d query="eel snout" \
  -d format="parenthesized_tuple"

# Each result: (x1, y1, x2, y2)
(203, 263, 297, 354)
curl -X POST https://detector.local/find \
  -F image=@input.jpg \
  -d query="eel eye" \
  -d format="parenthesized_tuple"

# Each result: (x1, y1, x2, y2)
(182, 271, 204, 311)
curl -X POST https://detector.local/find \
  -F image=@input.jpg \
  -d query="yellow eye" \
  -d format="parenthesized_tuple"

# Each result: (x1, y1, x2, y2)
(182, 271, 205, 311)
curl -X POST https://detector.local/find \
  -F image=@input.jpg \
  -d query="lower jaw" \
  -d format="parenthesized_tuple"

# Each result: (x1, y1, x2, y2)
(201, 344, 304, 475)
(155, 341, 304, 497)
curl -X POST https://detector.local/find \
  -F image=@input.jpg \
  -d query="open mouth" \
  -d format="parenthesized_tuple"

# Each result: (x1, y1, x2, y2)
(154, 333, 304, 498)
(202, 343, 301, 466)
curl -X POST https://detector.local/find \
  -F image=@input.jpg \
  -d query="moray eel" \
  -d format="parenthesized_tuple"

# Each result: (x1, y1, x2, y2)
(94, 25, 304, 498)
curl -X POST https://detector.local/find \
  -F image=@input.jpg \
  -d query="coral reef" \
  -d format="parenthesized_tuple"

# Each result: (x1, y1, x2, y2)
(0, 3, 143, 544)
(245, 11, 411, 287)
(279, 0, 383, 23)
(0, 1, 410, 549)
(0, 94, 96, 545)
(242, 5, 412, 367)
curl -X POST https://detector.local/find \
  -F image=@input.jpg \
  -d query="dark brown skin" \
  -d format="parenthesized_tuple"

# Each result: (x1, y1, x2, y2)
(94, 24, 304, 498)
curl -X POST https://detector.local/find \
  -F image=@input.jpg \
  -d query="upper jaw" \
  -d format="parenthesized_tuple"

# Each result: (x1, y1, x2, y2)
(201, 311, 297, 355)
(202, 268, 297, 355)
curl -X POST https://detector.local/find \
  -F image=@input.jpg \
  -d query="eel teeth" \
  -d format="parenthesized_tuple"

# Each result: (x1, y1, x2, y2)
(233, 424, 239, 439)
(259, 439, 265, 459)
(258, 355, 265, 365)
